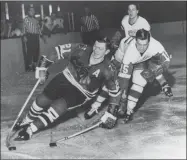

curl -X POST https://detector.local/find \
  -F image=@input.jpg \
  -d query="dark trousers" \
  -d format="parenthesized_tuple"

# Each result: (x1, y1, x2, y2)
(25, 33, 40, 69)
(81, 30, 100, 46)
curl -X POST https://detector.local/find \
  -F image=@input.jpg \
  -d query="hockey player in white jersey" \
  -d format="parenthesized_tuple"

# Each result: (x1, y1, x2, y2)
(114, 3, 151, 63)
(121, 4, 150, 39)
(117, 29, 173, 123)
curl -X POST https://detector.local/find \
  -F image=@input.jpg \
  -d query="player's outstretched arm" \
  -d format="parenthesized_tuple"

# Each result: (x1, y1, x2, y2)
(100, 68, 121, 129)
(35, 43, 81, 81)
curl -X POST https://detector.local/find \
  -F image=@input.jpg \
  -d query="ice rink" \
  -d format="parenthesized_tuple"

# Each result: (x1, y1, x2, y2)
(1, 34, 186, 159)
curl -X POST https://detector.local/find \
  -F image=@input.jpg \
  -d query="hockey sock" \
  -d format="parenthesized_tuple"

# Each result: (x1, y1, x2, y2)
(126, 84, 144, 114)
(156, 74, 166, 86)
(27, 101, 44, 120)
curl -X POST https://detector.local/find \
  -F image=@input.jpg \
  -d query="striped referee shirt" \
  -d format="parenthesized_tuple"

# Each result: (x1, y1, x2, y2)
(81, 14, 99, 32)
(23, 16, 41, 35)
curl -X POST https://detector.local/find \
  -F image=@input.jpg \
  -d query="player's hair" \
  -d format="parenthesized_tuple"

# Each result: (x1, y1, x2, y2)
(128, 3, 140, 11)
(96, 36, 111, 50)
(136, 29, 150, 42)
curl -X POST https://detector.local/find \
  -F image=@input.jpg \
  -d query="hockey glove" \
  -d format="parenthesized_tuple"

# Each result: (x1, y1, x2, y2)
(35, 55, 53, 84)
(101, 104, 119, 129)
(111, 58, 121, 71)
(141, 69, 155, 83)
(162, 82, 173, 97)
(70, 56, 89, 78)
(35, 67, 49, 84)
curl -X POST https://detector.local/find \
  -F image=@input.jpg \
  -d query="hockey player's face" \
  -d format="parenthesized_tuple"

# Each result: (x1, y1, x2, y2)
(136, 39, 149, 54)
(128, 4, 138, 18)
(93, 41, 108, 59)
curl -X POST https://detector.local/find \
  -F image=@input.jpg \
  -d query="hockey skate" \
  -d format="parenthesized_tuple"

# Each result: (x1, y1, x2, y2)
(14, 124, 33, 141)
(122, 112, 133, 124)
(14, 116, 33, 131)
(162, 82, 173, 97)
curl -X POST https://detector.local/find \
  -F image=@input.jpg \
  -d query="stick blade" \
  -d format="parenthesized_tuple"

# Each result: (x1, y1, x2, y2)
(8, 146, 16, 151)
(6, 130, 17, 151)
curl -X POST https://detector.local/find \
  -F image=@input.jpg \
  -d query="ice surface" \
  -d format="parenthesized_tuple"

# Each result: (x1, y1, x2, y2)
(1, 35, 186, 159)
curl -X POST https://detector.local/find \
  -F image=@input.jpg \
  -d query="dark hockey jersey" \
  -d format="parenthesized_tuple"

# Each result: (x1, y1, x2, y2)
(49, 43, 121, 104)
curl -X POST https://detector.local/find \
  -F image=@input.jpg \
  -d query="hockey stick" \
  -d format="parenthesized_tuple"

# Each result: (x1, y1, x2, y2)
(168, 96, 175, 115)
(49, 121, 103, 147)
(6, 79, 41, 151)
(168, 97, 172, 108)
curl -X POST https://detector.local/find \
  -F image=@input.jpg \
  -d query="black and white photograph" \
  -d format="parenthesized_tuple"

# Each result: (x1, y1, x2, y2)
(1, 1, 186, 159)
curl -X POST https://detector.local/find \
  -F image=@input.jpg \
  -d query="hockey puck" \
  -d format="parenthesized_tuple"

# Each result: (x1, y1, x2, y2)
(49, 142, 57, 147)
(9, 146, 16, 151)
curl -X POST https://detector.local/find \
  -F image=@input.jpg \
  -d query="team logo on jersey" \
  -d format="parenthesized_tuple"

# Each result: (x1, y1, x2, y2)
(92, 69, 100, 78)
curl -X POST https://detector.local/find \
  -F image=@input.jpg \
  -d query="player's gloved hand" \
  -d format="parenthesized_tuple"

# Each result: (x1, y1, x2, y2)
(35, 67, 48, 84)
(141, 69, 155, 83)
(100, 104, 119, 129)
(101, 112, 117, 129)
(111, 59, 121, 71)
(35, 55, 53, 84)
(162, 82, 173, 97)
(84, 101, 102, 119)
(111, 43, 119, 50)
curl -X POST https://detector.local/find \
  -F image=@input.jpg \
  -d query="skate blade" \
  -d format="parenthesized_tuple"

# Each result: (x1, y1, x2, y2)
(14, 136, 29, 141)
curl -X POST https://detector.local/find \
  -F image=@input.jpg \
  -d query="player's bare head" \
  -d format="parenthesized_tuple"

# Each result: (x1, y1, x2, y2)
(93, 37, 111, 59)
(136, 29, 150, 42)
(128, 3, 139, 18)
(135, 29, 150, 53)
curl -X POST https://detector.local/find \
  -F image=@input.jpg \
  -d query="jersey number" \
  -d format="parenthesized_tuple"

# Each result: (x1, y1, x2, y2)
(44, 107, 59, 123)
(122, 64, 129, 74)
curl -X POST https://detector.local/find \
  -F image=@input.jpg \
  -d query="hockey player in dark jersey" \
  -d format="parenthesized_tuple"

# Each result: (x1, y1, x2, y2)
(14, 36, 121, 141)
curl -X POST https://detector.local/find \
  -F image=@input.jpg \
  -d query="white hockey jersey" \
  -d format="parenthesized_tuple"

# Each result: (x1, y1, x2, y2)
(118, 37, 170, 79)
(115, 15, 151, 63)
(121, 15, 150, 42)
(123, 37, 170, 65)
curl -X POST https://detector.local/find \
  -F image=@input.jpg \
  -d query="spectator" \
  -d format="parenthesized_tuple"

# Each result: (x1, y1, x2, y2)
(10, 14, 24, 38)
(54, 12, 65, 33)
(11, 28, 23, 37)
(41, 14, 53, 37)
(42, 12, 64, 37)
(0, 13, 14, 39)
(80, 6, 100, 45)
(1, 12, 7, 39)
(22, 5, 42, 71)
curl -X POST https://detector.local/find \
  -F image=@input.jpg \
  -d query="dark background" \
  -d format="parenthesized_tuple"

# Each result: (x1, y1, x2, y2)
(1, 1, 186, 29)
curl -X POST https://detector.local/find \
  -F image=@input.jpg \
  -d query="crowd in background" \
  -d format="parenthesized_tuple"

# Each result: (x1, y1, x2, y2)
(1, 3, 102, 44)
(0, 3, 101, 73)
(0, 7, 67, 40)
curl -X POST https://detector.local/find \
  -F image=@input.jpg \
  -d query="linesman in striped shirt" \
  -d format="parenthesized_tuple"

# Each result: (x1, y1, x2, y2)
(23, 5, 42, 71)
(80, 7, 100, 45)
